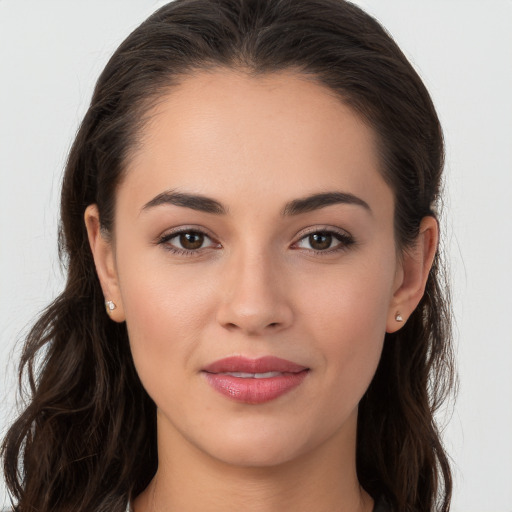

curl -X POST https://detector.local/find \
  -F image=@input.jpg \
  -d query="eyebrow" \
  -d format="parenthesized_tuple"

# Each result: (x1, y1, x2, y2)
(282, 192, 371, 216)
(141, 190, 227, 215)
(141, 190, 371, 216)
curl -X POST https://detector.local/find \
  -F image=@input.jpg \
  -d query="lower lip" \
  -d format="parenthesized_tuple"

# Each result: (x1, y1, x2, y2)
(203, 371, 309, 404)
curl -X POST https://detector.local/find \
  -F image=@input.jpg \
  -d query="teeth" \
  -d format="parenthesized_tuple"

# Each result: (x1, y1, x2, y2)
(221, 371, 282, 378)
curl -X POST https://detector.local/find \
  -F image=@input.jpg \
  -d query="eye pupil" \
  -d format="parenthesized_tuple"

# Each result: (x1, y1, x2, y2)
(309, 232, 332, 250)
(180, 232, 204, 250)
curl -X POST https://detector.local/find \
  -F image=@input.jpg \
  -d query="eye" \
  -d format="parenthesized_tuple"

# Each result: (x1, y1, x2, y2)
(175, 231, 207, 250)
(294, 230, 354, 252)
(158, 229, 219, 254)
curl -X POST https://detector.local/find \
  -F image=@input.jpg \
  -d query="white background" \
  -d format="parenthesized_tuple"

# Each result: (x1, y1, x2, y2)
(1, 1, 511, 510)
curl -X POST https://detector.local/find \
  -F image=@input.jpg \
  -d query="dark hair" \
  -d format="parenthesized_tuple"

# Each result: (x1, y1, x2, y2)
(2, 1, 455, 511)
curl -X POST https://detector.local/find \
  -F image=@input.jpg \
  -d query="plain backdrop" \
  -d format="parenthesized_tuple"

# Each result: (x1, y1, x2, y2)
(1, 1, 511, 510)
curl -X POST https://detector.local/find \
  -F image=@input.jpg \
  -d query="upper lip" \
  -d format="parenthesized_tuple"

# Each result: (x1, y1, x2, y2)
(202, 356, 308, 374)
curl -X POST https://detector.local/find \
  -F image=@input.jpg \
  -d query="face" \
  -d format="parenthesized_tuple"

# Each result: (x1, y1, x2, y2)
(90, 69, 407, 468)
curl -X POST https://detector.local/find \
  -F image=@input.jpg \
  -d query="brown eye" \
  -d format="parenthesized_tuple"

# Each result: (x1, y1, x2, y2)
(158, 229, 218, 254)
(308, 232, 332, 250)
(179, 232, 204, 250)
(294, 229, 354, 253)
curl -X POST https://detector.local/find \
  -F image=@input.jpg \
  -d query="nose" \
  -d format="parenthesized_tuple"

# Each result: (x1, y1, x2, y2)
(216, 248, 294, 336)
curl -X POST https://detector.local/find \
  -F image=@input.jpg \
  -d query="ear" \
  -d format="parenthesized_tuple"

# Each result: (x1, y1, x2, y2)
(386, 216, 438, 333)
(84, 204, 126, 322)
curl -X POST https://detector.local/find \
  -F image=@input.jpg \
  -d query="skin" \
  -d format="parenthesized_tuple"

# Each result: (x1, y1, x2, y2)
(85, 69, 438, 512)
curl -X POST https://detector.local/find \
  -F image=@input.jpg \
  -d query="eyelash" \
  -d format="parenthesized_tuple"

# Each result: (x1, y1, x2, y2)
(156, 227, 355, 256)
(292, 228, 355, 254)
(157, 228, 220, 257)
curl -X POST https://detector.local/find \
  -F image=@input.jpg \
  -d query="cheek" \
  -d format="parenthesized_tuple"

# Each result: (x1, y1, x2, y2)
(117, 255, 218, 394)
(296, 251, 396, 397)
(298, 250, 396, 337)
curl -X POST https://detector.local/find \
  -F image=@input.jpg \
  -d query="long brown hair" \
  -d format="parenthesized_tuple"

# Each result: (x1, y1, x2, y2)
(2, 1, 455, 511)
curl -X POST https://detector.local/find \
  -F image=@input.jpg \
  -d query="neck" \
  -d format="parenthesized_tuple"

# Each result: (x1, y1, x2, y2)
(133, 410, 373, 512)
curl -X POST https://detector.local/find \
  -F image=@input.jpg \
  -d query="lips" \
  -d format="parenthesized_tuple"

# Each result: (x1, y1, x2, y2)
(202, 356, 309, 404)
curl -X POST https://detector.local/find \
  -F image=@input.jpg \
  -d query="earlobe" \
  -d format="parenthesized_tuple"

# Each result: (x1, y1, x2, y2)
(84, 205, 125, 322)
(386, 216, 438, 333)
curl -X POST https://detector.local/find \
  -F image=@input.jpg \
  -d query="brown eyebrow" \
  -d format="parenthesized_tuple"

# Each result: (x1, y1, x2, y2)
(141, 190, 227, 215)
(282, 192, 371, 216)
(141, 190, 370, 217)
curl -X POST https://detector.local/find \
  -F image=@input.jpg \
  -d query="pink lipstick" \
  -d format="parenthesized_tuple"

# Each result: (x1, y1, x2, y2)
(202, 356, 309, 404)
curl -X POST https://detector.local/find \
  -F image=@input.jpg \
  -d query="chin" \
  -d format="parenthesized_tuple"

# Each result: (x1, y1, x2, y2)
(206, 440, 305, 469)
(191, 418, 323, 469)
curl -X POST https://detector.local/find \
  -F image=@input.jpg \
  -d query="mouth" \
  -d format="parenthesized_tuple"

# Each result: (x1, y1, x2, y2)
(202, 356, 310, 404)
(215, 371, 284, 378)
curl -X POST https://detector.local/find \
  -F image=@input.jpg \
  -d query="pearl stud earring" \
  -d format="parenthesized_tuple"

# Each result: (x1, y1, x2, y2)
(395, 312, 403, 322)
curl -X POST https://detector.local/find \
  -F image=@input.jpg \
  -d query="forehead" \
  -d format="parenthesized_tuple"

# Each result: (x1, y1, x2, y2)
(119, 68, 392, 219)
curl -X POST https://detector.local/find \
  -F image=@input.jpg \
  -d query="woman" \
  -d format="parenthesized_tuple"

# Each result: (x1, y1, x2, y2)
(1, 0, 455, 511)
